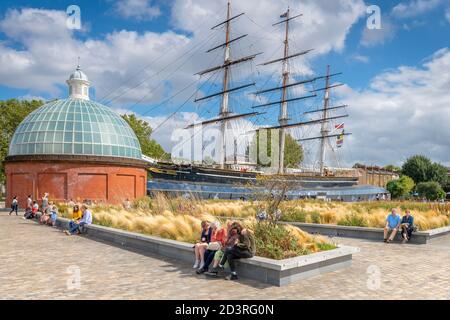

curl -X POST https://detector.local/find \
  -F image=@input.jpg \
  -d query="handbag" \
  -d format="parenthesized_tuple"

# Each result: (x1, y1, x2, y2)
(206, 241, 221, 251)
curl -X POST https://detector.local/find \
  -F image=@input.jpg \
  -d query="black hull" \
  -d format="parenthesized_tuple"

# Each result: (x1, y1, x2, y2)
(148, 164, 358, 188)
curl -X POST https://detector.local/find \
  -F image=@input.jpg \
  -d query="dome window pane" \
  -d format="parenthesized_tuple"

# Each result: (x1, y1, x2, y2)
(74, 144, 83, 154)
(83, 132, 92, 142)
(36, 143, 44, 153)
(56, 121, 65, 130)
(94, 144, 102, 155)
(45, 132, 55, 142)
(44, 144, 53, 153)
(75, 132, 83, 143)
(84, 144, 92, 154)
(63, 143, 72, 154)
(48, 121, 57, 130)
(103, 145, 111, 156)
(74, 122, 82, 131)
(64, 132, 73, 142)
(53, 143, 63, 154)
(54, 132, 63, 142)
(37, 132, 45, 142)
(65, 122, 73, 131)
(93, 133, 101, 143)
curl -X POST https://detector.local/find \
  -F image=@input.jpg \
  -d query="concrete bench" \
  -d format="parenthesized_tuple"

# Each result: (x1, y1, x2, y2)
(282, 222, 450, 244)
(51, 217, 358, 286)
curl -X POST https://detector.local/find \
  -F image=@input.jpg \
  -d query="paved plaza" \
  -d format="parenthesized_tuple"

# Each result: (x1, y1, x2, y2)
(0, 213, 449, 300)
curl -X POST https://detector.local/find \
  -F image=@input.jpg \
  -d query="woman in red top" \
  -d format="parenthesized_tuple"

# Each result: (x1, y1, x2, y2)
(196, 221, 227, 274)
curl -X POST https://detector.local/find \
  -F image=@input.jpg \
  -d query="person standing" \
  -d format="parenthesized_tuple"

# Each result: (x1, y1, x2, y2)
(26, 195, 32, 213)
(41, 193, 49, 213)
(384, 209, 401, 243)
(9, 196, 18, 215)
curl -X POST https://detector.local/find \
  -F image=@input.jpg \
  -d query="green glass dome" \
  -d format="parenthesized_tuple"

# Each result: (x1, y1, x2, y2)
(9, 98, 142, 160)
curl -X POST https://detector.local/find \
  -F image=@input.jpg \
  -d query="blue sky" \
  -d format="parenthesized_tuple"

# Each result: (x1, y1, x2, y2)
(0, 0, 449, 166)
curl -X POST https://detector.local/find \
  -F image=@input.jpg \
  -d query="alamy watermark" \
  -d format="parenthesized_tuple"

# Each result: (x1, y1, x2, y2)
(66, 265, 81, 290)
(366, 5, 382, 30)
(66, 5, 81, 30)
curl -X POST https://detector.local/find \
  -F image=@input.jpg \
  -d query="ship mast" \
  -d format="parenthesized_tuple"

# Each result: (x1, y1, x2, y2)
(252, 9, 316, 174)
(278, 8, 290, 175)
(252, 9, 352, 175)
(188, 1, 262, 169)
(219, 1, 232, 169)
(297, 65, 352, 175)
(318, 65, 331, 176)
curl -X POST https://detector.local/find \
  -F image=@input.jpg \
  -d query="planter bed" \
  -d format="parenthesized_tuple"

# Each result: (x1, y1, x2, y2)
(49, 217, 358, 286)
(281, 221, 450, 244)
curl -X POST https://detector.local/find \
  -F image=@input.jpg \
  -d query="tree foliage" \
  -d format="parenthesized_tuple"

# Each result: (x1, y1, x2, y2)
(121, 114, 169, 160)
(0, 99, 44, 184)
(383, 164, 401, 172)
(401, 155, 431, 184)
(401, 155, 447, 188)
(252, 130, 303, 168)
(416, 181, 446, 201)
(386, 175, 415, 199)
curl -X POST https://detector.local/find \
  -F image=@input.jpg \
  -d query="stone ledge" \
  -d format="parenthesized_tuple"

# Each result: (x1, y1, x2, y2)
(281, 222, 450, 244)
(51, 217, 357, 286)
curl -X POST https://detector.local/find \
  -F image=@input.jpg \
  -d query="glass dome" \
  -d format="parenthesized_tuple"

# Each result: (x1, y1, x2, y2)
(9, 98, 142, 160)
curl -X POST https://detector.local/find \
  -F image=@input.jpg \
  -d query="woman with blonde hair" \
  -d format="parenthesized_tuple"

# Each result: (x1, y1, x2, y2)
(196, 221, 227, 274)
(192, 221, 212, 269)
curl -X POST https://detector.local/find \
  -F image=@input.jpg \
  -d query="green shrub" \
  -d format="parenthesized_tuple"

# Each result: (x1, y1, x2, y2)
(310, 211, 321, 224)
(337, 213, 368, 227)
(416, 182, 446, 201)
(280, 208, 306, 222)
(253, 222, 308, 259)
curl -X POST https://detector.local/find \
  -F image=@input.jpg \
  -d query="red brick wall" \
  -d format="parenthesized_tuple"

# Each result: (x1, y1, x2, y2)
(5, 161, 147, 206)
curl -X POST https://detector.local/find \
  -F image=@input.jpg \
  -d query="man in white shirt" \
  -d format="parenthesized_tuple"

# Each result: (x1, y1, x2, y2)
(65, 204, 92, 235)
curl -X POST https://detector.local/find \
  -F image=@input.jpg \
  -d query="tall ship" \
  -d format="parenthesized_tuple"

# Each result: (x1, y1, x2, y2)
(147, 2, 386, 200)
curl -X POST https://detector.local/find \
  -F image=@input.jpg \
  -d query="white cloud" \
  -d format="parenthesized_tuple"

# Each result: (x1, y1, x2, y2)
(392, 0, 442, 18)
(351, 54, 370, 63)
(0, 1, 367, 160)
(446, 7, 450, 22)
(114, 0, 161, 20)
(360, 16, 396, 47)
(336, 48, 450, 166)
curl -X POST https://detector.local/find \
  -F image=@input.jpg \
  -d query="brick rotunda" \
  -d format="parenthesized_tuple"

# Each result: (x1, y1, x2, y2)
(4, 65, 148, 205)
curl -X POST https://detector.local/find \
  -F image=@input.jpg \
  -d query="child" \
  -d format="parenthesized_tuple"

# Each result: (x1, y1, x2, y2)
(48, 205, 58, 227)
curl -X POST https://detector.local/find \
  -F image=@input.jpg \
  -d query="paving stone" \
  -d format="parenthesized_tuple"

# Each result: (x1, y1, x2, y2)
(0, 214, 448, 299)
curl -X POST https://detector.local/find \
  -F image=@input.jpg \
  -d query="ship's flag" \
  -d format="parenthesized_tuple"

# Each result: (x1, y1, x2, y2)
(336, 132, 344, 148)
(335, 123, 344, 130)
(280, 12, 288, 18)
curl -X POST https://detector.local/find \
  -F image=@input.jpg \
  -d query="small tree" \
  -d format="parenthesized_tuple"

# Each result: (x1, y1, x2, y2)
(427, 162, 448, 188)
(401, 155, 432, 184)
(383, 164, 401, 172)
(386, 175, 415, 199)
(251, 130, 303, 168)
(416, 182, 446, 201)
(121, 114, 169, 160)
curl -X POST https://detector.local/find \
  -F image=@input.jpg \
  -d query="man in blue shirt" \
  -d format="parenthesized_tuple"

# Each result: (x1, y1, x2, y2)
(65, 204, 92, 235)
(384, 208, 401, 243)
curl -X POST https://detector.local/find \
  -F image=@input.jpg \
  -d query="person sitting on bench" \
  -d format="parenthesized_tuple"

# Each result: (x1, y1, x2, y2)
(65, 204, 92, 235)
(384, 208, 401, 243)
(400, 210, 414, 243)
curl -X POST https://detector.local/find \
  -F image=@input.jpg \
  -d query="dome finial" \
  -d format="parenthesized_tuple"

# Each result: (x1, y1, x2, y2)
(67, 59, 90, 100)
